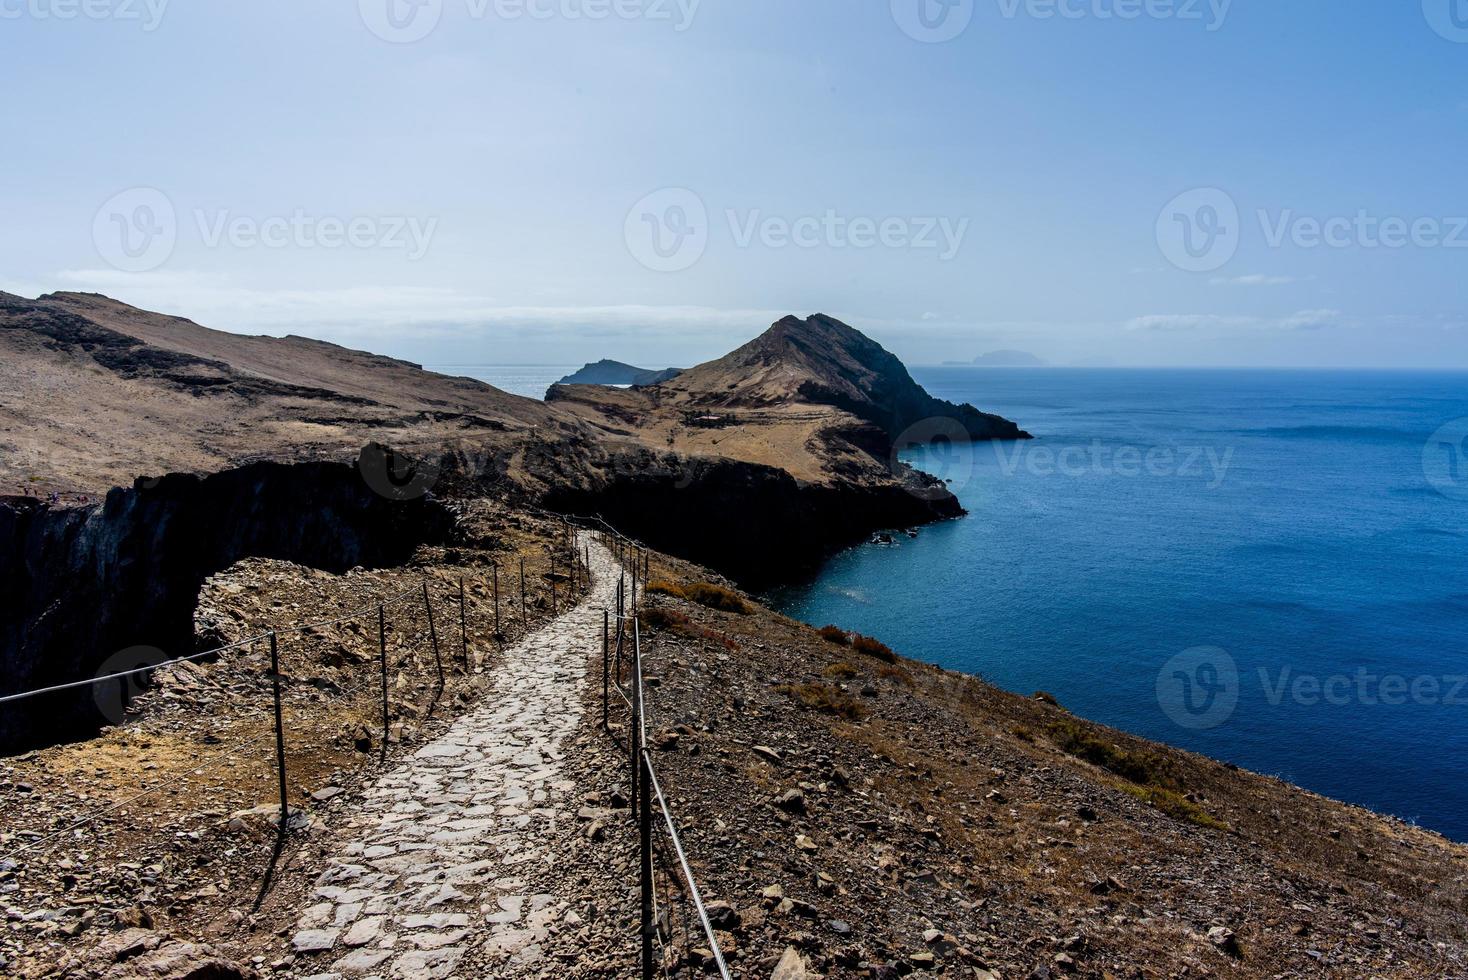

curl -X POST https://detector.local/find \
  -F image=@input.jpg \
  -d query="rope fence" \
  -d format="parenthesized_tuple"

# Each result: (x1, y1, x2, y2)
(0, 524, 592, 883)
(577, 517, 734, 980)
(3, 506, 724, 977)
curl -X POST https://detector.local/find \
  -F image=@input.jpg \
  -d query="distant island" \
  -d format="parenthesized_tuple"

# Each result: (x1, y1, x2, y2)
(555, 359, 682, 387)
(943, 350, 1047, 367)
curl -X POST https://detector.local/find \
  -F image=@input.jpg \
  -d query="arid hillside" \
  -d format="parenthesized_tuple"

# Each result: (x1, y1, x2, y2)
(0, 291, 578, 496)
(4, 521, 1464, 979)
(549, 313, 1029, 487)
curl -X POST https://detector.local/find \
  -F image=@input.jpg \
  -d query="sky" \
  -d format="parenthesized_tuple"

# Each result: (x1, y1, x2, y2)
(2, 0, 1467, 370)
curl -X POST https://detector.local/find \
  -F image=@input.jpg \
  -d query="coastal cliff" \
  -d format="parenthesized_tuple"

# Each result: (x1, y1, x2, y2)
(0, 455, 452, 749)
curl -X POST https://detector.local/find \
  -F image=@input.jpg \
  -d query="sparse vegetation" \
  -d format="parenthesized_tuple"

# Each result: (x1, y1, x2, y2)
(817, 625, 850, 646)
(1047, 719, 1228, 831)
(645, 578, 751, 614)
(822, 662, 858, 680)
(1048, 719, 1170, 787)
(1117, 783, 1231, 832)
(777, 682, 866, 721)
(639, 606, 690, 631)
(875, 663, 913, 686)
(851, 633, 896, 663)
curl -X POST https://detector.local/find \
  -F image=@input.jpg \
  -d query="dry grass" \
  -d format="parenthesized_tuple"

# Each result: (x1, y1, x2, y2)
(817, 625, 850, 646)
(822, 662, 858, 680)
(776, 682, 867, 721)
(645, 578, 751, 614)
(851, 634, 896, 663)
(1047, 718, 1228, 831)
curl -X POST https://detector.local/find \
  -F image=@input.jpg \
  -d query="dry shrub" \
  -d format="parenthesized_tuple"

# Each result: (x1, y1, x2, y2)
(777, 682, 866, 721)
(639, 607, 689, 631)
(1047, 719, 1228, 831)
(851, 634, 896, 663)
(822, 662, 858, 680)
(817, 625, 851, 646)
(646, 578, 751, 614)
(1118, 784, 1231, 832)
(876, 663, 913, 686)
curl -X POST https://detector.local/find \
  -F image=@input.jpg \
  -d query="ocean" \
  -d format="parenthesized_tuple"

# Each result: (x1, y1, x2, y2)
(768, 368, 1468, 842)
(424, 363, 580, 401)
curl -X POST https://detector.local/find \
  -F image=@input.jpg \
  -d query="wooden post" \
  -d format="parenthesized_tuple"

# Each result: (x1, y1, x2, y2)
(492, 563, 501, 637)
(520, 558, 527, 624)
(378, 604, 389, 762)
(423, 581, 444, 689)
(268, 633, 289, 832)
(458, 577, 469, 671)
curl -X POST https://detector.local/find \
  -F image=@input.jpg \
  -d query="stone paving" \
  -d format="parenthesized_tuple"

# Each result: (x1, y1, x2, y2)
(290, 541, 620, 979)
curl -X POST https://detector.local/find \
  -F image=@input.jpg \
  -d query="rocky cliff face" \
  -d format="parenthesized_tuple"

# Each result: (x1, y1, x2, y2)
(0, 454, 453, 749)
(527, 444, 961, 587)
(653, 313, 1031, 442)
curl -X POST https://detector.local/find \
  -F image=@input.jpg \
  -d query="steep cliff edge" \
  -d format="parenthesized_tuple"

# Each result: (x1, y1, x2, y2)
(0, 454, 453, 749)
(548, 313, 1028, 489)
(655, 313, 1030, 443)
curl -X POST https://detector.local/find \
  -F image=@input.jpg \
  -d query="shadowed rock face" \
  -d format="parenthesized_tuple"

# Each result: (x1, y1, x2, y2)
(0, 455, 453, 749)
(554, 360, 682, 388)
(0, 299, 1030, 743)
(536, 446, 962, 588)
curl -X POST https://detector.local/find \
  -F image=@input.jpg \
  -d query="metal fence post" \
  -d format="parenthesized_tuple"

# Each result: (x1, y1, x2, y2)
(520, 557, 527, 624)
(268, 632, 289, 832)
(492, 562, 501, 637)
(459, 577, 469, 671)
(423, 581, 444, 689)
(629, 606, 641, 816)
(639, 751, 654, 980)
(378, 604, 389, 762)
(551, 549, 558, 616)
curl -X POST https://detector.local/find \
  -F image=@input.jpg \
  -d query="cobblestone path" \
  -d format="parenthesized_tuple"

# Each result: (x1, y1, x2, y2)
(288, 541, 619, 979)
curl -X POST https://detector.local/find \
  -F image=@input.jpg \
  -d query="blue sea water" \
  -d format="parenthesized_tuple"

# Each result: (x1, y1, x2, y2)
(768, 369, 1468, 841)
(423, 364, 579, 400)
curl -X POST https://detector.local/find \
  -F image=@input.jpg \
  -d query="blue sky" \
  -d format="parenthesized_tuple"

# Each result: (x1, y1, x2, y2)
(2, 0, 1466, 369)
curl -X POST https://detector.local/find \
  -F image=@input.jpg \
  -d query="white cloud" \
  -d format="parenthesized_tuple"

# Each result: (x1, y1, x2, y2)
(1125, 309, 1344, 332)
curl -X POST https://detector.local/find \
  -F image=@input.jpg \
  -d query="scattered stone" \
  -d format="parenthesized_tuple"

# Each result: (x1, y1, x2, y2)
(774, 789, 806, 814)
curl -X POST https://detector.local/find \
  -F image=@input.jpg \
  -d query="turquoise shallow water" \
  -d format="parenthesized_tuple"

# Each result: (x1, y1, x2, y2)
(768, 369, 1468, 841)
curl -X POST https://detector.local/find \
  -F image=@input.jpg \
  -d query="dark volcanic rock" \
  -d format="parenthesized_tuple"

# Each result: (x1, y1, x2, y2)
(554, 359, 682, 388)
